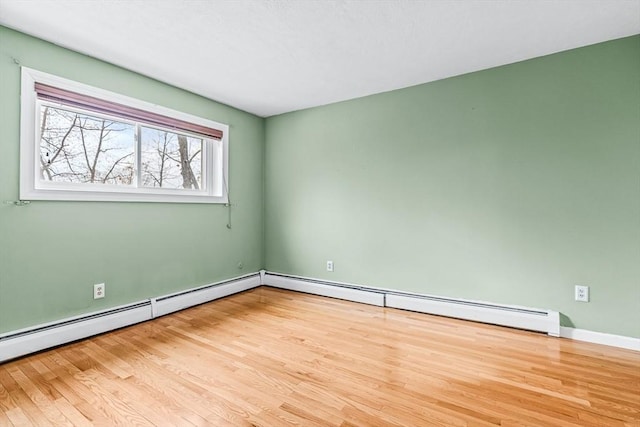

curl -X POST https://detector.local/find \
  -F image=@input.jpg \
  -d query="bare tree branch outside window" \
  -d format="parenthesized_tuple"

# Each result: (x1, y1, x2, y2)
(40, 106, 135, 185)
(40, 106, 203, 190)
(140, 127, 202, 189)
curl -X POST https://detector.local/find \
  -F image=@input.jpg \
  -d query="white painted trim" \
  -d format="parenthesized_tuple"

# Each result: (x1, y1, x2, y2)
(0, 303, 152, 363)
(154, 275, 260, 317)
(150, 298, 158, 318)
(0, 299, 146, 340)
(560, 327, 640, 352)
(386, 294, 557, 335)
(264, 272, 558, 335)
(19, 67, 229, 204)
(268, 271, 554, 316)
(265, 273, 640, 351)
(265, 274, 385, 307)
(3, 271, 635, 362)
(0, 272, 260, 363)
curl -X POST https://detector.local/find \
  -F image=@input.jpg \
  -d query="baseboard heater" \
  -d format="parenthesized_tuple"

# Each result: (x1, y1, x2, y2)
(264, 272, 560, 337)
(0, 273, 261, 363)
(0, 272, 561, 363)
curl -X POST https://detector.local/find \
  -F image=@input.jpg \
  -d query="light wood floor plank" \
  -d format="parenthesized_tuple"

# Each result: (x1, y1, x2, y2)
(1, 287, 638, 426)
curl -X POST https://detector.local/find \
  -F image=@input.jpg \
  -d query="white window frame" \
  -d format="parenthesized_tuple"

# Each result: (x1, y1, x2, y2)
(20, 67, 229, 204)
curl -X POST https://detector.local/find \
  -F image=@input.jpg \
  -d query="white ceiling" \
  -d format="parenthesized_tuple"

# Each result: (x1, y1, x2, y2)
(1, 1, 638, 117)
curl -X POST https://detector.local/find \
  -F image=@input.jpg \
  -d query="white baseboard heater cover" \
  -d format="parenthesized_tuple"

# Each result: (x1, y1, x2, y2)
(266, 274, 385, 307)
(0, 273, 261, 363)
(0, 272, 564, 362)
(265, 272, 560, 336)
(386, 294, 560, 336)
(0, 302, 152, 364)
(153, 275, 261, 318)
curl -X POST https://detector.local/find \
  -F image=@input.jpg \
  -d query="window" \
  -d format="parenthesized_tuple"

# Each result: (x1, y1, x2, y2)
(20, 68, 229, 203)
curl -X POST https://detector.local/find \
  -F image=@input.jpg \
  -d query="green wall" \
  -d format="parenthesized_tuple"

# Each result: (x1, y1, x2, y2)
(265, 35, 640, 338)
(0, 26, 264, 334)
(1, 26, 638, 339)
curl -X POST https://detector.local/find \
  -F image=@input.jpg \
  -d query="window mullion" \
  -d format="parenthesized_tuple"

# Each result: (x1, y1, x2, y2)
(135, 123, 142, 189)
(21, 67, 229, 204)
(206, 139, 212, 196)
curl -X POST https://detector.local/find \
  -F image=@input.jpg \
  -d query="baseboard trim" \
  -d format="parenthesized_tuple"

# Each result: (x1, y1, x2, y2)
(153, 273, 261, 317)
(0, 272, 261, 363)
(265, 272, 640, 351)
(0, 302, 152, 363)
(385, 293, 558, 335)
(560, 327, 640, 351)
(2, 271, 636, 362)
(266, 273, 385, 306)
(264, 272, 559, 336)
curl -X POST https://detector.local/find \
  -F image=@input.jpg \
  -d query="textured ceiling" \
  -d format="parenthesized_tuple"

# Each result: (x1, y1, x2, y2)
(0, 0, 638, 117)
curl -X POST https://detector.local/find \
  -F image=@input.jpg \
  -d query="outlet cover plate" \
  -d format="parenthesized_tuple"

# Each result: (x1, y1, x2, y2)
(94, 283, 105, 299)
(575, 285, 589, 302)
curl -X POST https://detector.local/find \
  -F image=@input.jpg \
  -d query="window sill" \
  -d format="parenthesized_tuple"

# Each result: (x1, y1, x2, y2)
(21, 187, 229, 204)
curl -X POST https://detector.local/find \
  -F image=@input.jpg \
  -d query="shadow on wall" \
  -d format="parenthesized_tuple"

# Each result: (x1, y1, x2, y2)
(560, 313, 575, 328)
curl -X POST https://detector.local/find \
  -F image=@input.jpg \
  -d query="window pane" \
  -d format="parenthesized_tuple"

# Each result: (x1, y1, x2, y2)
(40, 105, 135, 185)
(140, 126, 203, 190)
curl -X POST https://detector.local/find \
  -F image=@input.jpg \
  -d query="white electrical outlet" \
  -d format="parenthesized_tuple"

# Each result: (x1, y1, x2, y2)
(326, 260, 334, 272)
(94, 283, 105, 299)
(575, 285, 589, 302)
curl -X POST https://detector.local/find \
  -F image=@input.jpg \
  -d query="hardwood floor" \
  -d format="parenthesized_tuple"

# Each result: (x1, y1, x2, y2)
(0, 287, 638, 426)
